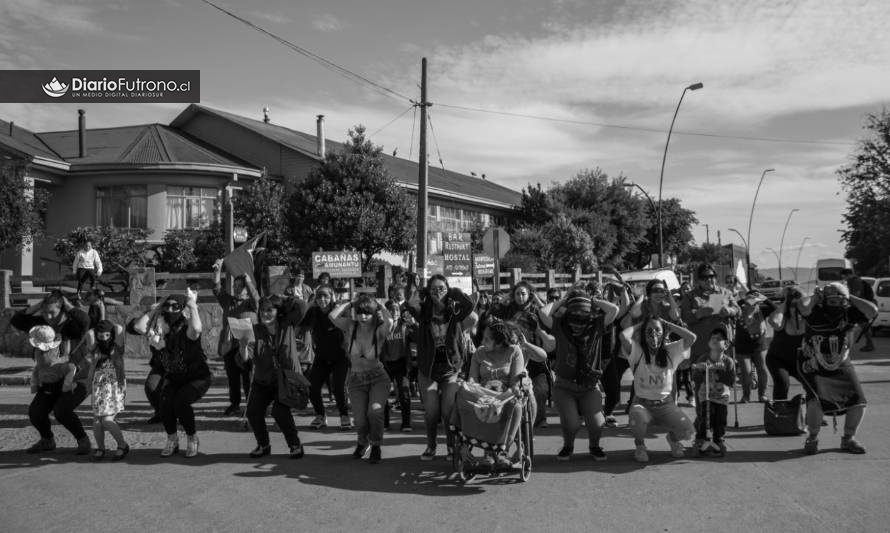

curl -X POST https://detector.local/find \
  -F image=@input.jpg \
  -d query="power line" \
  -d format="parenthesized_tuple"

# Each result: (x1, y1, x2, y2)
(408, 105, 418, 161)
(434, 102, 857, 147)
(198, 0, 412, 104)
(426, 111, 447, 172)
(369, 105, 415, 137)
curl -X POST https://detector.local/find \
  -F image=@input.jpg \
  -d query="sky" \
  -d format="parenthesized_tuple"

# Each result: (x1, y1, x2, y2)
(1, 0, 888, 272)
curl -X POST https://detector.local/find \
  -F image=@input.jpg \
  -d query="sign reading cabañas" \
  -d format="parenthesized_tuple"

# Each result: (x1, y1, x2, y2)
(311, 251, 363, 279)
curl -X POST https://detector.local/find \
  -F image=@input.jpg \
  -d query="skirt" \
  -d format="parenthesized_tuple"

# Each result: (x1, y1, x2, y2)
(798, 359, 866, 415)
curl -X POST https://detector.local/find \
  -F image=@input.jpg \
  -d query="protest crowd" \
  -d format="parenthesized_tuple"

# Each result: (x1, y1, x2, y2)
(12, 241, 879, 476)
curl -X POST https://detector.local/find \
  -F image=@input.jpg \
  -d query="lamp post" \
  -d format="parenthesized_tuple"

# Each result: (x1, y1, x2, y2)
(657, 81, 703, 268)
(622, 182, 656, 212)
(728, 227, 749, 285)
(778, 208, 800, 281)
(794, 236, 811, 282)
(745, 168, 775, 289)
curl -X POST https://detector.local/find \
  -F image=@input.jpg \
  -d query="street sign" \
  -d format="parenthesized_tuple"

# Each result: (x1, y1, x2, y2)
(482, 227, 510, 258)
(311, 251, 363, 279)
(474, 254, 495, 277)
(426, 256, 444, 277)
(443, 233, 472, 277)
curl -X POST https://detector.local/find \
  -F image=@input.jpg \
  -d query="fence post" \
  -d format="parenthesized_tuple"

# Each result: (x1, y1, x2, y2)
(0, 270, 11, 309)
(376, 264, 392, 299)
(572, 266, 582, 284)
(546, 269, 556, 291)
(128, 267, 156, 306)
(509, 268, 521, 288)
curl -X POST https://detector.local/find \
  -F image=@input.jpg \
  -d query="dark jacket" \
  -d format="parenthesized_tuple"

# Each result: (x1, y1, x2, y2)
(247, 323, 301, 386)
(405, 287, 474, 379)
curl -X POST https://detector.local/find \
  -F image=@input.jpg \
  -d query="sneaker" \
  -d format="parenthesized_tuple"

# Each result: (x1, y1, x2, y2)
(841, 436, 866, 454)
(759, 395, 770, 403)
(76, 436, 91, 455)
(289, 443, 305, 459)
(223, 404, 241, 416)
(340, 415, 353, 430)
(91, 449, 105, 462)
(739, 397, 750, 404)
(666, 435, 685, 458)
(26, 437, 56, 454)
(804, 437, 819, 455)
(634, 445, 649, 463)
(693, 439, 705, 456)
(589, 446, 607, 461)
(715, 441, 727, 457)
(353, 443, 370, 459)
(687, 397, 697, 408)
(556, 446, 573, 461)
(369, 445, 382, 464)
(185, 435, 199, 458)
(604, 416, 618, 428)
(420, 446, 436, 461)
(249, 445, 271, 458)
(112, 444, 130, 461)
(161, 437, 179, 457)
(494, 452, 512, 468)
(309, 415, 328, 429)
(401, 424, 413, 433)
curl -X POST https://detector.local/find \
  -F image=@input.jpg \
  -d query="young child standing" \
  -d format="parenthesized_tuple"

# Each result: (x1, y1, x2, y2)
(89, 320, 129, 461)
(691, 327, 736, 457)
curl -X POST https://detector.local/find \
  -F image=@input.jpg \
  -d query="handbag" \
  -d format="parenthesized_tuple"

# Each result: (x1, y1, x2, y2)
(763, 393, 806, 435)
(270, 327, 311, 409)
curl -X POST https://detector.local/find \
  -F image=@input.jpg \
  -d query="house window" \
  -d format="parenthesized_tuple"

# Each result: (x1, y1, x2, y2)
(166, 186, 219, 229)
(96, 185, 147, 228)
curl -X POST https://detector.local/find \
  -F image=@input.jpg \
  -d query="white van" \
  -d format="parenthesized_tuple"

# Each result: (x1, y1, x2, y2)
(874, 278, 890, 330)
(620, 269, 681, 298)
(815, 258, 853, 284)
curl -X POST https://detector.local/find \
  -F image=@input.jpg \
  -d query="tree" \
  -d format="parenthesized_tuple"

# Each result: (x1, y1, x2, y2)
(509, 183, 558, 230)
(53, 226, 152, 271)
(286, 125, 416, 270)
(0, 158, 49, 253)
(839, 109, 890, 275)
(234, 175, 296, 266)
(631, 197, 698, 268)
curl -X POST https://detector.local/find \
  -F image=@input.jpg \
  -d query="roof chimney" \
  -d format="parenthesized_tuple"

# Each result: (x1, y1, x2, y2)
(78, 109, 86, 158)
(316, 115, 325, 158)
(263, 106, 270, 124)
(8, 121, 13, 136)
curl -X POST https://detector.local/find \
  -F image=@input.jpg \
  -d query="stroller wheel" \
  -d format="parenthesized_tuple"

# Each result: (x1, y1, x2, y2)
(519, 456, 532, 482)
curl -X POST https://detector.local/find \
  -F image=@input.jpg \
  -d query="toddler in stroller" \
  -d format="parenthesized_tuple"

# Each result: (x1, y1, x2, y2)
(450, 322, 533, 481)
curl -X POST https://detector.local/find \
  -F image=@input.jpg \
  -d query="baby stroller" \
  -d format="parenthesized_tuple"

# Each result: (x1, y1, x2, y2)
(449, 380, 534, 483)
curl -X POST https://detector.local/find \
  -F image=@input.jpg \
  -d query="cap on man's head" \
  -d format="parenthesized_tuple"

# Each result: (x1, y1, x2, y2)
(697, 264, 717, 278)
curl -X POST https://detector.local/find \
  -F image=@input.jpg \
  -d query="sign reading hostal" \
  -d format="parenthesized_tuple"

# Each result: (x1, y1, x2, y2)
(311, 251, 362, 279)
(443, 233, 472, 277)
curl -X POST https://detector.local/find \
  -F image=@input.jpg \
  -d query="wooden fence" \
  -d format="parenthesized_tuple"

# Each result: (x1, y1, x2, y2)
(1, 265, 602, 308)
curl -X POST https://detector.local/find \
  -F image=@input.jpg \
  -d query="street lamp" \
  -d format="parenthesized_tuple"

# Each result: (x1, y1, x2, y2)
(622, 182, 656, 212)
(728, 227, 748, 284)
(657, 81, 703, 268)
(778, 208, 800, 281)
(745, 168, 775, 289)
(794, 236, 811, 282)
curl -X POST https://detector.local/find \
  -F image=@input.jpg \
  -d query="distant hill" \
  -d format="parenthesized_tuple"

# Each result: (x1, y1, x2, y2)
(757, 267, 815, 283)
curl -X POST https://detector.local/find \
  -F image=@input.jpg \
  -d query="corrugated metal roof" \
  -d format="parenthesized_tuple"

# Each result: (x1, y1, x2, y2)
(0, 119, 64, 161)
(175, 105, 521, 207)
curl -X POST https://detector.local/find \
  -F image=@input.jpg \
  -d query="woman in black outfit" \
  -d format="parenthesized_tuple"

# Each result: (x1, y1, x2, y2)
(765, 285, 808, 400)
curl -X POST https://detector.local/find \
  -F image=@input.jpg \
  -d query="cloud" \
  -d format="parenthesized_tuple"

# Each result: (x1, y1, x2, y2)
(251, 11, 291, 25)
(313, 13, 346, 32)
(0, 0, 102, 34)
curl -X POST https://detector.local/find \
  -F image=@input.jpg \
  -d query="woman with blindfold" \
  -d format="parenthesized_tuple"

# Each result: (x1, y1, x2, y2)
(404, 274, 477, 462)
(129, 288, 210, 458)
(330, 295, 393, 464)
(541, 287, 619, 461)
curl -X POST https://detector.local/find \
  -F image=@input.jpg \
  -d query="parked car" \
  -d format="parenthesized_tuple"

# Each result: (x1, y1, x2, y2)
(874, 278, 890, 331)
(756, 280, 784, 301)
(620, 269, 681, 298)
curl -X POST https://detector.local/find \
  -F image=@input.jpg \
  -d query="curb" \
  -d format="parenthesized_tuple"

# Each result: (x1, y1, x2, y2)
(0, 375, 31, 386)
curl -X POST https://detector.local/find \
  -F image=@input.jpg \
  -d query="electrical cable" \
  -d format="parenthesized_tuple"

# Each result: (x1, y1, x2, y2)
(370, 105, 415, 137)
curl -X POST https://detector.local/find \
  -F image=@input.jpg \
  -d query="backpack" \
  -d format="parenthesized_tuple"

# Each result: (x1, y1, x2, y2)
(738, 303, 765, 342)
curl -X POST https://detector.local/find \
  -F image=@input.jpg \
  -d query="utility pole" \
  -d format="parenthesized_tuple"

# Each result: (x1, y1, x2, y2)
(415, 58, 430, 280)
(704, 224, 710, 245)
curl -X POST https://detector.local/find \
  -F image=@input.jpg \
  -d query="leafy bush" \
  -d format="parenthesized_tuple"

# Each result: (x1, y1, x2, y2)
(157, 230, 199, 272)
(53, 226, 152, 272)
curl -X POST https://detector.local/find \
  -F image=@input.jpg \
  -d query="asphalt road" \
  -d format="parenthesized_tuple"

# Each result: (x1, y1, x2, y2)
(1, 337, 889, 533)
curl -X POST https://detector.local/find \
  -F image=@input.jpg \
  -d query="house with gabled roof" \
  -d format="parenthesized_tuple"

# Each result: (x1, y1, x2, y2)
(1, 105, 521, 279)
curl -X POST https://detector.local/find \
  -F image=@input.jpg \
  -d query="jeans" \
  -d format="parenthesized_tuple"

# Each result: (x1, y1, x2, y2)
(144, 370, 163, 414)
(347, 367, 390, 446)
(223, 348, 251, 407)
(602, 356, 629, 416)
(766, 334, 803, 400)
(629, 397, 695, 444)
(552, 377, 604, 449)
(383, 360, 411, 428)
(29, 383, 88, 440)
(694, 401, 728, 442)
(737, 350, 768, 399)
(309, 358, 350, 417)
(246, 381, 300, 448)
(75, 268, 97, 293)
(160, 378, 211, 436)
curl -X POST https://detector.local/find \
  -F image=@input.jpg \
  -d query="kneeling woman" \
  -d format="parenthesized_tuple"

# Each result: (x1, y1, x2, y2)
(620, 317, 697, 463)
(330, 295, 393, 464)
(242, 296, 305, 459)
